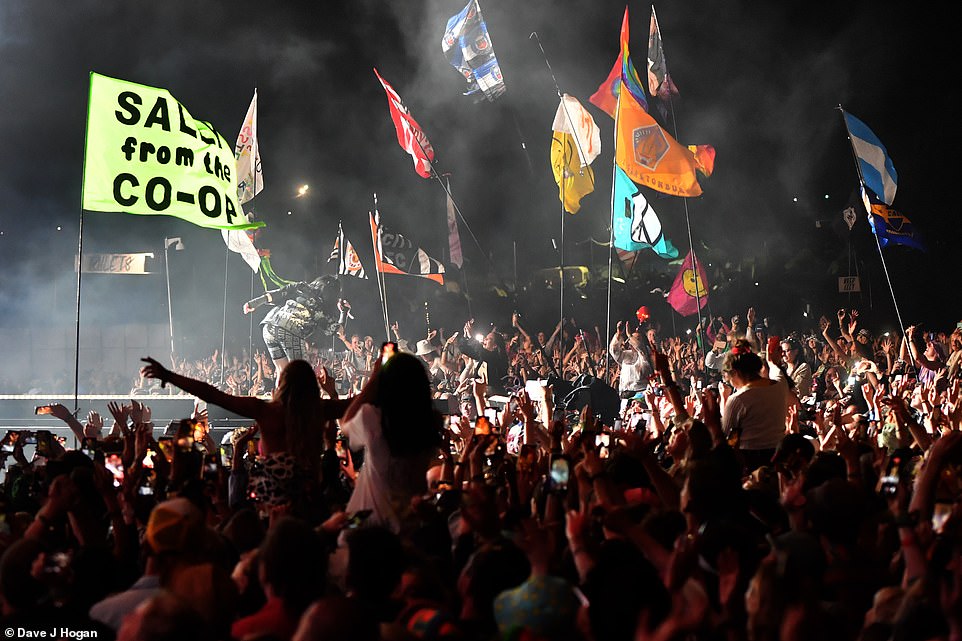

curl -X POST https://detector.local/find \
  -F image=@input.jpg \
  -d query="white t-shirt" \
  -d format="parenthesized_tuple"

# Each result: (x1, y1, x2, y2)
(339, 403, 399, 531)
(722, 376, 788, 451)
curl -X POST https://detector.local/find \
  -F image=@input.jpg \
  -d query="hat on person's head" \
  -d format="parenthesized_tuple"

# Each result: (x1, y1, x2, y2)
(415, 340, 436, 356)
(857, 328, 872, 339)
(493, 575, 579, 640)
(146, 498, 203, 555)
(772, 433, 815, 466)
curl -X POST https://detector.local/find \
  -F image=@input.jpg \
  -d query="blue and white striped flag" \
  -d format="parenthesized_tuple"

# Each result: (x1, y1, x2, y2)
(843, 111, 898, 205)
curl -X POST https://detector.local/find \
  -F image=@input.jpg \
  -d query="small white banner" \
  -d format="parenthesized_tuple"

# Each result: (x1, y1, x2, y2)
(838, 276, 861, 293)
(75, 252, 154, 274)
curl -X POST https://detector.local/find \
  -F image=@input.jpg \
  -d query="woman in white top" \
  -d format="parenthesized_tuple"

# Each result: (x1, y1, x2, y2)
(339, 346, 443, 531)
(721, 339, 788, 474)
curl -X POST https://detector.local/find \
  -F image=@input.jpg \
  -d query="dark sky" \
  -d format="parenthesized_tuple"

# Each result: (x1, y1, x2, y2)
(0, 0, 956, 353)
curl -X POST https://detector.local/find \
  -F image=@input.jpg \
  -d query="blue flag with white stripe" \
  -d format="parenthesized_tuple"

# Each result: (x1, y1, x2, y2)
(612, 166, 678, 259)
(844, 111, 898, 205)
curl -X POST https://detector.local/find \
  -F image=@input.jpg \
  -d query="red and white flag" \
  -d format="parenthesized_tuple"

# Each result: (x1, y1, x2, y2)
(373, 68, 435, 178)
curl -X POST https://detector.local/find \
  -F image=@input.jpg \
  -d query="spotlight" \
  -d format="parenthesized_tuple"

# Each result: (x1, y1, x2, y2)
(296, 184, 310, 198)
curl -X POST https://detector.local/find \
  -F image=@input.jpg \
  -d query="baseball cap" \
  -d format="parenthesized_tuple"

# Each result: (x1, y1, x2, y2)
(146, 498, 203, 555)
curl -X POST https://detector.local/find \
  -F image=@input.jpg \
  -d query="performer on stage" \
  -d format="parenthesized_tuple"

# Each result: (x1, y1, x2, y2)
(243, 275, 348, 381)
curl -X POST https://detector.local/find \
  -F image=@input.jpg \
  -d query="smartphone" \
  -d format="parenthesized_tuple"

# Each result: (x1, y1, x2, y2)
(474, 416, 491, 436)
(381, 341, 397, 364)
(138, 485, 154, 496)
(448, 415, 462, 434)
(713, 339, 727, 351)
(483, 408, 497, 424)
(696, 379, 704, 390)
(881, 454, 904, 496)
(34, 405, 54, 415)
(21, 431, 37, 445)
(105, 453, 124, 488)
(549, 458, 570, 491)
(203, 453, 218, 478)
(346, 509, 373, 529)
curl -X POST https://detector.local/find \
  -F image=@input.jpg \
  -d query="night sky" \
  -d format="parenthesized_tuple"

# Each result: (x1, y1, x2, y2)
(0, 0, 955, 360)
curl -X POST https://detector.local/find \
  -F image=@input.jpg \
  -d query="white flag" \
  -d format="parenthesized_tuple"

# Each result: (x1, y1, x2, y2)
(221, 229, 260, 273)
(234, 90, 263, 204)
(550, 93, 601, 167)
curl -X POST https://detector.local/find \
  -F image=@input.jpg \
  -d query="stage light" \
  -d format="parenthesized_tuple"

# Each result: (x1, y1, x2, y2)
(792, 197, 798, 203)
(56, 226, 62, 231)
(296, 184, 310, 197)
(754, 282, 759, 286)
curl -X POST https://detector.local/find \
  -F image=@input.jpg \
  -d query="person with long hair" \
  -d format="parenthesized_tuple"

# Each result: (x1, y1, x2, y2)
(338, 347, 444, 532)
(140, 357, 349, 509)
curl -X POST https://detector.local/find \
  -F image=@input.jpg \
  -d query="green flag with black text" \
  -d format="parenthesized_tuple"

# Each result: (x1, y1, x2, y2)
(82, 72, 261, 230)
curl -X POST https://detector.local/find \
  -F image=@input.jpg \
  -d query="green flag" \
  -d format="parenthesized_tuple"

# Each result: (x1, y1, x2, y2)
(82, 72, 261, 230)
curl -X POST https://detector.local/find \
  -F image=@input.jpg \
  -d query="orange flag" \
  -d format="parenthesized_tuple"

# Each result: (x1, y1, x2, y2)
(615, 91, 701, 197)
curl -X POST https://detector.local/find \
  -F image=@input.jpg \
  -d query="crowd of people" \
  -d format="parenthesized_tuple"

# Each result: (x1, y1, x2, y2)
(0, 304, 961, 641)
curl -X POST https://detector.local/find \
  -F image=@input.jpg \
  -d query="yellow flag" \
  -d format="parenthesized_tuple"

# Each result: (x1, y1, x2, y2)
(551, 131, 595, 214)
(615, 93, 701, 197)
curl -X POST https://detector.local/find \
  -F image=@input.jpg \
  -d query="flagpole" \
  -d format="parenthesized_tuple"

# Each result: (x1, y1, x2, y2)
(371, 194, 391, 341)
(74, 211, 84, 416)
(220, 248, 230, 386)
(837, 105, 909, 345)
(444, 174, 473, 318)
(405, 116, 504, 287)
(605, 88, 623, 384)
(530, 31, 601, 373)
(658, 8, 705, 360)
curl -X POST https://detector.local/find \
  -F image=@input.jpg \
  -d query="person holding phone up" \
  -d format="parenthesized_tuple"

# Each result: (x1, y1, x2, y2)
(609, 321, 654, 400)
(338, 345, 444, 532)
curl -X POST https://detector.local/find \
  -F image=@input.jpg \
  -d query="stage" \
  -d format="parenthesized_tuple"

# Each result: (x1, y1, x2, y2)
(0, 394, 255, 439)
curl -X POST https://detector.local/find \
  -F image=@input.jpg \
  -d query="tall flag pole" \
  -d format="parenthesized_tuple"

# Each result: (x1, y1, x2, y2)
(369, 195, 392, 341)
(647, 4, 705, 351)
(839, 106, 909, 345)
(531, 31, 600, 342)
(229, 89, 264, 383)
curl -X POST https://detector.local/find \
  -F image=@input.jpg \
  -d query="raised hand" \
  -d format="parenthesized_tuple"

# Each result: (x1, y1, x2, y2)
(317, 366, 337, 398)
(84, 411, 104, 439)
(140, 357, 170, 387)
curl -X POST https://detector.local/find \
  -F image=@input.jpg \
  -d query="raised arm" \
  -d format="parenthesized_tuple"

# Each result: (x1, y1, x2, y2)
(140, 357, 270, 422)
(820, 315, 847, 360)
(243, 283, 295, 315)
